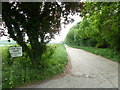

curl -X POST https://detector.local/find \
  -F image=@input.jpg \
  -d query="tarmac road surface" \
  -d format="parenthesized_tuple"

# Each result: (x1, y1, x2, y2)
(24, 45, 118, 88)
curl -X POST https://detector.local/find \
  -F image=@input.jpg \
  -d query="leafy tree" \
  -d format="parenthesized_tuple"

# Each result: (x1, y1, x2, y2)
(83, 2, 120, 50)
(2, 2, 84, 67)
(65, 27, 76, 46)
(65, 2, 120, 51)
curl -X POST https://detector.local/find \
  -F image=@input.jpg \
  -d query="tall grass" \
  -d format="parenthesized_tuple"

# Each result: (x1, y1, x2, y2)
(2, 44, 68, 88)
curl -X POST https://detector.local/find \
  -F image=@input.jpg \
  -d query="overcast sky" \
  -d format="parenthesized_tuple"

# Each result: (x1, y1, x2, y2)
(50, 15, 82, 43)
(0, 15, 82, 42)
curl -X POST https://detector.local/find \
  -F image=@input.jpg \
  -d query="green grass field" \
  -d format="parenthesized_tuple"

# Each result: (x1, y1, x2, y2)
(69, 45, 120, 62)
(2, 44, 68, 88)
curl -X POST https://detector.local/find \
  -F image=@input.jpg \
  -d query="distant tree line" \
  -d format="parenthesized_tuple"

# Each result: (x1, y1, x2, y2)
(65, 2, 120, 52)
(0, 40, 16, 45)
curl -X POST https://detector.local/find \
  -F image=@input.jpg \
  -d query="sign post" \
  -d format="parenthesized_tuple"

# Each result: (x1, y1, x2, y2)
(9, 47, 22, 57)
(9, 47, 22, 74)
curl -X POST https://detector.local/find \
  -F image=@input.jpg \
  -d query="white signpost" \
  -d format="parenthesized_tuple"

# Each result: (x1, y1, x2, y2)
(9, 47, 22, 57)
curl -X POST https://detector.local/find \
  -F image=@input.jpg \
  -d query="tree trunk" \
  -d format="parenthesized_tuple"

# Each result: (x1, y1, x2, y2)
(28, 37, 46, 68)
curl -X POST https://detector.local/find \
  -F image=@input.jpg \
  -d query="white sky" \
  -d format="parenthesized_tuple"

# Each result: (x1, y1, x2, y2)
(50, 15, 82, 43)
(0, 15, 82, 42)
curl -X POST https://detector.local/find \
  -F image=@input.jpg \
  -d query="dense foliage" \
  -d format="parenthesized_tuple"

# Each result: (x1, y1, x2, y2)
(2, 2, 84, 67)
(2, 44, 68, 88)
(65, 2, 120, 52)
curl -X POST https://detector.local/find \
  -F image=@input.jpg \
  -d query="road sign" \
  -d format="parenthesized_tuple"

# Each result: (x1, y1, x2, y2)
(9, 47, 22, 57)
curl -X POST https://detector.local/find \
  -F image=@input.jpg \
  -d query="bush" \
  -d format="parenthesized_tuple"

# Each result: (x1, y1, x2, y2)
(2, 44, 68, 88)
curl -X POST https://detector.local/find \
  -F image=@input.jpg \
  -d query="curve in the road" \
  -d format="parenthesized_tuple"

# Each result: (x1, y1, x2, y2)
(23, 45, 118, 88)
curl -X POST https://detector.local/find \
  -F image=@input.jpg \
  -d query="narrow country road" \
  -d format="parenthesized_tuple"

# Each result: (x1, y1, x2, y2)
(25, 45, 118, 88)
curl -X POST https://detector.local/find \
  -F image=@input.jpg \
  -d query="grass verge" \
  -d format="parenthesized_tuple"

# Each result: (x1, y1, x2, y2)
(68, 45, 120, 62)
(2, 44, 68, 88)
